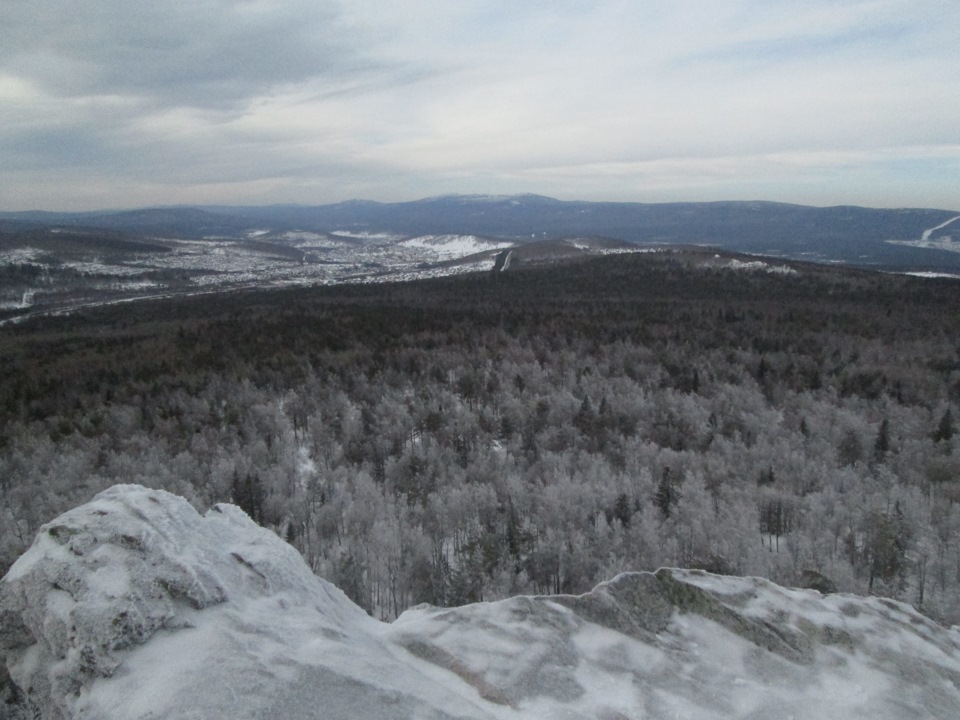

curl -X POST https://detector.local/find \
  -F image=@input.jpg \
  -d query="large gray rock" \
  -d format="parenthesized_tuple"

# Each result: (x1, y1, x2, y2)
(4, 485, 960, 719)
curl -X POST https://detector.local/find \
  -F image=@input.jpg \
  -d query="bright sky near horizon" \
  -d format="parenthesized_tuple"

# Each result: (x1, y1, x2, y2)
(1, 0, 957, 211)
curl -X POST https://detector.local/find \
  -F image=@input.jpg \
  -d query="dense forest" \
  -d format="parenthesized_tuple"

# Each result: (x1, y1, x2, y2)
(3, 248, 960, 622)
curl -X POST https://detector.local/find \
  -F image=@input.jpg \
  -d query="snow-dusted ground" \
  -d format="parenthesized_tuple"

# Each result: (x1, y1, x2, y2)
(399, 235, 513, 259)
(0, 232, 517, 324)
(1, 233, 492, 293)
(0, 248, 43, 264)
(0, 231, 647, 308)
(0, 229, 659, 326)
(561, 238, 643, 256)
(888, 215, 960, 254)
(326, 230, 399, 241)
(905, 271, 960, 280)
(921, 216, 960, 243)
(4, 485, 960, 720)
(723, 258, 797, 275)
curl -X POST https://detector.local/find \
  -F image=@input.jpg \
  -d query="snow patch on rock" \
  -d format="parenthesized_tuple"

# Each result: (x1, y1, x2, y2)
(5, 486, 960, 719)
(0, 485, 366, 719)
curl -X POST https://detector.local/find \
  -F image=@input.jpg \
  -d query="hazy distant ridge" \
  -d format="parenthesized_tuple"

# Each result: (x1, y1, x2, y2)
(3, 195, 960, 270)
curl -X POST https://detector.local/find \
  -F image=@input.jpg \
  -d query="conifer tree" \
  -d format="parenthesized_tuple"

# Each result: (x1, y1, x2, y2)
(654, 467, 681, 520)
(935, 408, 954, 443)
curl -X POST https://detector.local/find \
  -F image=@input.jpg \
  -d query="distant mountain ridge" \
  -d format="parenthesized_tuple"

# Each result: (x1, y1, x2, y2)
(0, 207, 256, 239)
(2, 194, 960, 270)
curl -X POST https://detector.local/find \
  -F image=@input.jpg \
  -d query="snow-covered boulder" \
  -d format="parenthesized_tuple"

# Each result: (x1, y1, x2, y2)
(4, 485, 960, 719)
(0, 485, 368, 720)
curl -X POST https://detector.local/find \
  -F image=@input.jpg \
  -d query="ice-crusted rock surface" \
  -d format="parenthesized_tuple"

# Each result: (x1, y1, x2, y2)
(4, 485, 960, 719)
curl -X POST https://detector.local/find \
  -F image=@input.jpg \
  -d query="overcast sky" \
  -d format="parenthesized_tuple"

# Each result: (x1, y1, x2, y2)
(1, 0, 957, 211)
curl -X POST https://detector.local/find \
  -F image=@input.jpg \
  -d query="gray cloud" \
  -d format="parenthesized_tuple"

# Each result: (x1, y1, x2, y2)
(0, 0, 364, 108)
(0, 0, 958, 210)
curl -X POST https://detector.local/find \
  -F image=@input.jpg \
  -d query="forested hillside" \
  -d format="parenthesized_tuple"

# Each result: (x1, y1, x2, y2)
(3, 249, 960, 621)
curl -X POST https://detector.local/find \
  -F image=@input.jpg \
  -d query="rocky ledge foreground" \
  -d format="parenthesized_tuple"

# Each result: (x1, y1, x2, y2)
(3, 485, 960, 719)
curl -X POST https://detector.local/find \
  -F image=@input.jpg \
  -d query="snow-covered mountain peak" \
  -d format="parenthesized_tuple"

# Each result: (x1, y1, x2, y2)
(4, 485, 960, 719)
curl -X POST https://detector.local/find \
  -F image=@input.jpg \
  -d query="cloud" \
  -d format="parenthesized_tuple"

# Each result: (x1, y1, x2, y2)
(0, 0, 369, 109)
(0, 0, 958, 210)
(494, 145, 960, 207)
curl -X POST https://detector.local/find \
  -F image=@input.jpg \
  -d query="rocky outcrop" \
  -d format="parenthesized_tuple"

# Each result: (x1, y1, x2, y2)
(0, 485, 366, 720)
(4, 485, 960, 719)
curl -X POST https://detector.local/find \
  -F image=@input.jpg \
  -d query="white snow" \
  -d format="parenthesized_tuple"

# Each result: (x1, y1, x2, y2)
(724, 259, 797, 275)
(328, 230, 400, 240)
(560, 238, 644, 256)
(2, 290, 36, 309)
(904, 271, 960, 280)
(0, 248, 43, 264)
(399, 234, 512, 259)
(921, 215, 960, 243)
(887, 215, 960, 255)
(5, 488, 960, 719)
